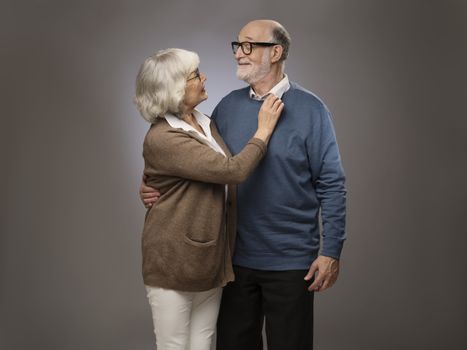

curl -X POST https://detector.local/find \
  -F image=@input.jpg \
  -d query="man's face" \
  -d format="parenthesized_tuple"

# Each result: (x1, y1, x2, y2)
(234, 23, 273, 84)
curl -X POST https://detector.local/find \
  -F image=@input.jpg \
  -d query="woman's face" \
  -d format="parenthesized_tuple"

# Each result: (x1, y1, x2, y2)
(183, 68, 208, 110)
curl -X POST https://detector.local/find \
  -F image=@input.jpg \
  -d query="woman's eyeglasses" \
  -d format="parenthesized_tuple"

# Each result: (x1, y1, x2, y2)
(187, 69, 201, 82)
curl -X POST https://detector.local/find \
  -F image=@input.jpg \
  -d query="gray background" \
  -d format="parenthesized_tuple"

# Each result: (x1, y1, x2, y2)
(1, 0, 466, 349)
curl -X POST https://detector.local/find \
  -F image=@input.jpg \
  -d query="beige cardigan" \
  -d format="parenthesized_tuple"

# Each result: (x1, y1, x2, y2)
(142, 118, 266, 291)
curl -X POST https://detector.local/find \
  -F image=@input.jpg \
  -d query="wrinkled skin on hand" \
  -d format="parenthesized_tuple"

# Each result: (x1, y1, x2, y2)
(304, 255, 340, 292)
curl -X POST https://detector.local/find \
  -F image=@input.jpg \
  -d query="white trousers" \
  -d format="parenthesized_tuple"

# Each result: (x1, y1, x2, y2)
(145, 285, 222, 350)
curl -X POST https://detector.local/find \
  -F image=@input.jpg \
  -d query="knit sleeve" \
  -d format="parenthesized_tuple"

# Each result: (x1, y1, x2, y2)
(306, 105, 347, 259)
(144, 128, 266, 185)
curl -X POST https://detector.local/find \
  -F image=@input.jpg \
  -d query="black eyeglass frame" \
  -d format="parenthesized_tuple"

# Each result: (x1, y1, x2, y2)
(231, 41, 279, 55)
(187, 68, 201, 82)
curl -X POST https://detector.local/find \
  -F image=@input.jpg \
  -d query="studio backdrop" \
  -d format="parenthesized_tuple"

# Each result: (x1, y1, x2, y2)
(1, 1, 466, 349)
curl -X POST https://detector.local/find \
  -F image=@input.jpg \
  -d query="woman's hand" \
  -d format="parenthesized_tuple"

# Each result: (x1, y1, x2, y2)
(254, 94, 284, 144)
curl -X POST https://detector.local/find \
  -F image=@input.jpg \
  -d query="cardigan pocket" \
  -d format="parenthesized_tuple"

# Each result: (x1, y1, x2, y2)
(184, 234, 218, 247)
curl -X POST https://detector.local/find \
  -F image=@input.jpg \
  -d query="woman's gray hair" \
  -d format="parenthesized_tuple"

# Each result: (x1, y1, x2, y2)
(134, 48, 200, 122)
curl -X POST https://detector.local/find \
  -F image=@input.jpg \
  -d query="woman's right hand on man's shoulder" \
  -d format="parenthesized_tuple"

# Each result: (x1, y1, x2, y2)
(254, 94, 284, 144)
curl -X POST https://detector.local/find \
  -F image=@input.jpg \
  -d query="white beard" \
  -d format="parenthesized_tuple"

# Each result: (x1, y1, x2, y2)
(236, 49, 271, 84)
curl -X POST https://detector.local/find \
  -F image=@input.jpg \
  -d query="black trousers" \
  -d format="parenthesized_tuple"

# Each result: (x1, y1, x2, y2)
(217, 265, 314, 350)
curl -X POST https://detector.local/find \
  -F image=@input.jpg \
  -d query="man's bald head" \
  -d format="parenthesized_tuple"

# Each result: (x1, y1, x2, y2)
(240, 20, 291, 61)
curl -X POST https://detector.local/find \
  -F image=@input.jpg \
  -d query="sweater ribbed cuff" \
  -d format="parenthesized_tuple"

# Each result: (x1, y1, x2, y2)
(248, 137, 267, 156)
(320, 239, 344, 260)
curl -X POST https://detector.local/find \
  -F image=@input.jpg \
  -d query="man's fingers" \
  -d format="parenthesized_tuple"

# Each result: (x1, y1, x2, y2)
(143, 197, 158, 204)
(308, 272, 325, 291)
(141, 185, 160, 194)
(141, 192, 160, 199)
(304, 264, 317, 281)
(318, 277, 332, 292)
(314, 269, 338, 292)
(139, 176, 160, 208)
(308, 280, 322, 292)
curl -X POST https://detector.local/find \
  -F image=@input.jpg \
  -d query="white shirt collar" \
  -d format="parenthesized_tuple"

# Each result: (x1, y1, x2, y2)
(164, 109, 213, 142)
(164, 109, 227, 157)
(249, 74, 290, 101)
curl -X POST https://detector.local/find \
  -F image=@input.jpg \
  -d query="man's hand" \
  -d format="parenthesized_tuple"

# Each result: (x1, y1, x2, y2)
(304, 255, 340, 292)
(139, 175, 160, 208)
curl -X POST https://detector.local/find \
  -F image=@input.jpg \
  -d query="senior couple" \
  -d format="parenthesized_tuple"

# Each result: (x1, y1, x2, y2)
(134, 20, 346, 350)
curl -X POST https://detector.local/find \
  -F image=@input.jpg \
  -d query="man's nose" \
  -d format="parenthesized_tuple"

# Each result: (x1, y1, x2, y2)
(201, 73, 207, 82)
(234, 47, 245, 60)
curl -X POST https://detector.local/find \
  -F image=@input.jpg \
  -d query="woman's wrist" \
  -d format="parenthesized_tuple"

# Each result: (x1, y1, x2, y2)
(253, 129, 272, 144)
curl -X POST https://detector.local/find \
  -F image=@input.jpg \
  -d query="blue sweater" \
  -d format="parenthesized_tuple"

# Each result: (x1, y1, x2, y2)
(211, 82, 346, 270)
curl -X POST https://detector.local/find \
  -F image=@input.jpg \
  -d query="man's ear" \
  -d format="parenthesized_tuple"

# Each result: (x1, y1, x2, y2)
(270, 45, 284, 63)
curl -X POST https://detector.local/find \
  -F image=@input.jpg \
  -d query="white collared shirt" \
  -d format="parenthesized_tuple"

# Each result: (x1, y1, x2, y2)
(164, 110, 226, 157)
(249, 74, 290, 101)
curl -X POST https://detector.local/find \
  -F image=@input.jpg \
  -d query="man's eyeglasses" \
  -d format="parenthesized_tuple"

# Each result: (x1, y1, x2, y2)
(187, 69, 201, 82)
(231, 41, 279, 55)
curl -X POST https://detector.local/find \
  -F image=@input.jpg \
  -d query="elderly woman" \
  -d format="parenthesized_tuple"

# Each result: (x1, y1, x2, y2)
(134, 48, 283, 350)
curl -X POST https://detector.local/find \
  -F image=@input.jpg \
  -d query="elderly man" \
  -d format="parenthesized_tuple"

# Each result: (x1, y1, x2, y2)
(140, 20, 346, 350)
